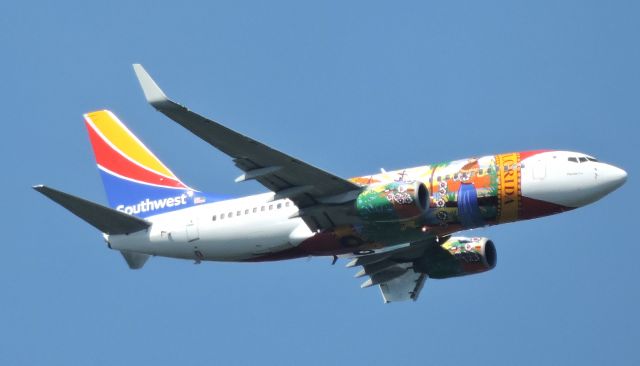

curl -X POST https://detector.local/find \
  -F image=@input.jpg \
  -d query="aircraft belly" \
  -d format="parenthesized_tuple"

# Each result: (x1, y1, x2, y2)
(108, 230, 198, 260)
(196, 218, 302, 260)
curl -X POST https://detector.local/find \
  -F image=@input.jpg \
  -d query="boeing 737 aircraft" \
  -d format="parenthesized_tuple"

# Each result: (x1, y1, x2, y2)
(35, 64, 627, 302)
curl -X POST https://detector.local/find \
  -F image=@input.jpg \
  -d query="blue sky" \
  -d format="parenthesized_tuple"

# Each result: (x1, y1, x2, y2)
(2, 1, 639, 365)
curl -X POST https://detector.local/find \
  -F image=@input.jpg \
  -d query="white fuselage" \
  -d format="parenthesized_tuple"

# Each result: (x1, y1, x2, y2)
(108, 193, 312, 261)
(107, 150, 627, 262)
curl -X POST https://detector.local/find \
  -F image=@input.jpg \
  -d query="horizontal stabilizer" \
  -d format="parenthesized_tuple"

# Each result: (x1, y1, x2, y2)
(33, 185, 151, 235)
(120, 250, 150, 269)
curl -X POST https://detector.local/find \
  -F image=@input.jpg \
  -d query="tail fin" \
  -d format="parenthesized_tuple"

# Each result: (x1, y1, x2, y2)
(84, 110, 197, 217)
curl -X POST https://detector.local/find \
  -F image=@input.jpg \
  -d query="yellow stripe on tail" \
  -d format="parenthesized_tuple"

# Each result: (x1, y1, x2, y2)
(85, 110, 175, 178)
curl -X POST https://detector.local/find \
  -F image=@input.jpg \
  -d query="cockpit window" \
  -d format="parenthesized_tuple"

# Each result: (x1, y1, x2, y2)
(569, 156, 597, 163)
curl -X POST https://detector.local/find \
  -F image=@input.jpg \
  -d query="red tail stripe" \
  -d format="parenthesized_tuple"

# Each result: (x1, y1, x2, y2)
(86, 122, 187, 189)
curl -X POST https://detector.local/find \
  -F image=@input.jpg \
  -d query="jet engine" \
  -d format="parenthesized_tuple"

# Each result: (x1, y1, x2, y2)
(355, 181, 429, 222)
(413, 237, 497, 279)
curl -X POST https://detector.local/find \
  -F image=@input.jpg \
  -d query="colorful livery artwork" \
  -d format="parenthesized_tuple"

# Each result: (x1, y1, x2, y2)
(35, 65, 627, 303)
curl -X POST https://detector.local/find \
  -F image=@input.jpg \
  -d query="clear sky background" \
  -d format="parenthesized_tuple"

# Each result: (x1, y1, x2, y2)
(2, 1, 638, 365)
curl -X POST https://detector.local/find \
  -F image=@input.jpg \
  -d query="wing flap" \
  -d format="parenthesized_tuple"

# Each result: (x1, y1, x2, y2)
(349, 237, 437, 303)
(379, 270, 427, 303)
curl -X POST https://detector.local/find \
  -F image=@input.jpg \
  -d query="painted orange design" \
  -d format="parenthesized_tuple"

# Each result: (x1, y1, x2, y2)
(496, 152, 521, 222)
(350, 176, 381, 186)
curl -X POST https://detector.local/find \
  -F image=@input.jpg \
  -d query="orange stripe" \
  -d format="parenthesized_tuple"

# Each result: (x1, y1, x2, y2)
(85, 110, 175, 178)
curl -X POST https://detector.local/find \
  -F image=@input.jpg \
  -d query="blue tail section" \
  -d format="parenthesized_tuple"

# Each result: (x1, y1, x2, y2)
(84, 110, 229, 217)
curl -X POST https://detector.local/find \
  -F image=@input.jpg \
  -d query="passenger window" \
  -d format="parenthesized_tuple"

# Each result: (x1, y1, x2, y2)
(269, 205, 273, 210)
(277, 203, 282, 209)
(212, 215, 217, 221)
(285, 201, 290, 207)
(261, 206, 265, 212)
(478, 168, 484, 175)
(253, 207, 257, 213)
(221, 213, 225, 219)
(237, 210, 241, 216)
(245, 209, 249, 215)
(228, 212, 233, 218)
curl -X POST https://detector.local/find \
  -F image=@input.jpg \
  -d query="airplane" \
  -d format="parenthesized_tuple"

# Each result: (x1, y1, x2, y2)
(34, 64, 628, 303)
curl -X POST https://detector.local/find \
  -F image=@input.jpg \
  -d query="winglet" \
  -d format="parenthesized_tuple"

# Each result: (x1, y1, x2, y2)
(133, 64, 170, 106)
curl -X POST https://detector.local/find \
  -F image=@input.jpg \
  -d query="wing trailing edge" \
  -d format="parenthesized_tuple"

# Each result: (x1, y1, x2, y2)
(347, 239, 436, 302)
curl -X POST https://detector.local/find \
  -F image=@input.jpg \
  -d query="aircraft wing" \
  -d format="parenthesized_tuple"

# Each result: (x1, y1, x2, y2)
(133, 64, 361, 231)
(379, 268, 427, 303)
(347, 237, 441, 303)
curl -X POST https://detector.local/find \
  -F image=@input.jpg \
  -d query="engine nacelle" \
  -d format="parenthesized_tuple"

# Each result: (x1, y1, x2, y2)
(355, 181, 429, 222)
(414, 237, 497, 279)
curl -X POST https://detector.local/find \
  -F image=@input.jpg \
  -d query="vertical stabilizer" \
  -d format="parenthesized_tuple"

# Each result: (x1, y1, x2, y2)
(84, 110, 197, 217)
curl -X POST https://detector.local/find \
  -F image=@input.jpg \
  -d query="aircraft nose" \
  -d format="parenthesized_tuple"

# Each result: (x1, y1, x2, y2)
(597, 163, 627, 193)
